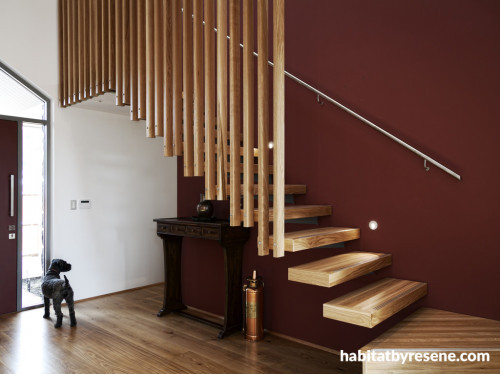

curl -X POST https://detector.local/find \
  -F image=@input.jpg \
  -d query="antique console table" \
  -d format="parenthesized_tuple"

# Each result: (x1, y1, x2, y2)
(154, 217, 250, 338)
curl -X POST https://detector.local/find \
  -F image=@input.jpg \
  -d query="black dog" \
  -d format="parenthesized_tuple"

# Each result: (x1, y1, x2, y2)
(41, 259, 77, 328)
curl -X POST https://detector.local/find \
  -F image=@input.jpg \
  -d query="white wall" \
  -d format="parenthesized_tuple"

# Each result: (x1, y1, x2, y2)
(0, 0, 177, 300)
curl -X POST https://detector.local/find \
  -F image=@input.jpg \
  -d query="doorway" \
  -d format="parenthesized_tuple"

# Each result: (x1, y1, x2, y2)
(0, 61, 49, 313)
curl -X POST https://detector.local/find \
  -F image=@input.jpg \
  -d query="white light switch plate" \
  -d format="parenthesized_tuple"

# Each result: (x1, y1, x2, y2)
(9, 233, 15, 239)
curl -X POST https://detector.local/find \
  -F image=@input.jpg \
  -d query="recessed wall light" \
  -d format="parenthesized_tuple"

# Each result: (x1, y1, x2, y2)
(369, 220, 378, 230)
(268, 141, 274, 149)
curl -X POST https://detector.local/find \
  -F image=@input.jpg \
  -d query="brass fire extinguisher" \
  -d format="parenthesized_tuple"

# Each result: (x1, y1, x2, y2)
(243, 270, 264, 341)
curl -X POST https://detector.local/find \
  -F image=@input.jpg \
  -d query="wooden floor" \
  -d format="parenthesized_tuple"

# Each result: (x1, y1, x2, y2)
(0, 284, 360, 374)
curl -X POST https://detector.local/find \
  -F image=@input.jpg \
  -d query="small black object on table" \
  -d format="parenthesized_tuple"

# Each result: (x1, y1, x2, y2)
(153, 217, 250, 339)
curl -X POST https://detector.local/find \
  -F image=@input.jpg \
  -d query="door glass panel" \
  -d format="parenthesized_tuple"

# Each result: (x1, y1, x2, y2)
(22, 123, 45, 308)
(0, 68, 46, 120)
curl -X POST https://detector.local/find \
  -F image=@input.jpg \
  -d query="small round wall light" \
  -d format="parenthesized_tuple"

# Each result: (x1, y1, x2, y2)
(268, 141, 274, 149)
(369, 220, 378, 230)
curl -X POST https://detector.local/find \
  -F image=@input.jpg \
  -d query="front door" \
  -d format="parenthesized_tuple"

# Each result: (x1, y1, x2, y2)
(0, 119, 18, 314)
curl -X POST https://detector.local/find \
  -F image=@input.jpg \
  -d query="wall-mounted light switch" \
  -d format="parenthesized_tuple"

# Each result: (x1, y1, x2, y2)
(9, 233, 15, 239)
(70, 200, 77, 210)
(79, 199, 91, 209)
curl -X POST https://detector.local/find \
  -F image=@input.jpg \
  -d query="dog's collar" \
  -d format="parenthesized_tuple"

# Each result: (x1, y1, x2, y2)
(46, 269, 59, 275)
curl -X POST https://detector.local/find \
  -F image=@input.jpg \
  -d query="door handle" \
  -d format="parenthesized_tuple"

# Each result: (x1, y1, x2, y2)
(9, 174, 14, 217)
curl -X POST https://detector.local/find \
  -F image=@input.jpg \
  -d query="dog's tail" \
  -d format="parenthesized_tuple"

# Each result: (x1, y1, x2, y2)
(64, 275, 70, 286)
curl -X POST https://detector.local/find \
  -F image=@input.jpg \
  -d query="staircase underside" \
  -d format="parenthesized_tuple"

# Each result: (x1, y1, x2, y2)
(323, 278, 427, 328)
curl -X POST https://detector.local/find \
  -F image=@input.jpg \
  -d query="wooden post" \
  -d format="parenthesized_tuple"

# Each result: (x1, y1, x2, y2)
(163, 0, 174, 156)
(146, 0, 156, 137)
(59, 0, 66, 106)
(193, 0, 204, 176)
(273, 0, 285, 258)
(73, 0, 79, 102)
(183, 0, 194, 176)
(216, 0, 228, 200)
(78, 0, 84, 101)
(229, 0, 241, 225)
(102, 0, 109, 92)
(115, 0, 123, 104)
(138, 0, 146, 119)
(122, 0, 130, 103)
(154, 0, 164, 136)
(204, 0, 216, 200)
(257, 0, 269, 255)
(85, 0, 91, 98)
(67, 0, 74, 103)
(243, 0, 254, 228)
(172, 0, 183, 156)
(130, 0, 139, 120)
(96, 0, 103, 95)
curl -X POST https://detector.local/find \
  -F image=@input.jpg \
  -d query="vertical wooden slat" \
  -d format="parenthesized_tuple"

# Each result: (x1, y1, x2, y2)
(85, 0, 91, 98)
(216, 0, 228, 200)
(78, 0, 84, 101)
(138, 0, 146, 119)
(122, 0, 130, 103)
(204, 0, 216, 199)
(172, 0, 183, 155)
(229, 0, 241, 225)
(130, 0, 139, 120)
(73, 0, 80, 102)
(193, 0, 204, 176)
(183, 0, 194, 176)
(67, 0, 74, 103)
(96, 0, 103, 95)
(89, 0, 95, 97)
(243, 0, 254, 228)
(109, 0, 116, 90)
(163, 0, 174, 156)
(59, 0, 67, 107)
(115, 0, 123, 104)
(154, 0, 164, 136)
(102, 0, 109, 92)
(273, 0, 285, 258)
(145, 0, 156, 137)
(257, 0, 269, 256)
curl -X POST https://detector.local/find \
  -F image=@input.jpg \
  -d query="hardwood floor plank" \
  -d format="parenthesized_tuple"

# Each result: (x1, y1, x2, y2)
(0, 284, 361, 374)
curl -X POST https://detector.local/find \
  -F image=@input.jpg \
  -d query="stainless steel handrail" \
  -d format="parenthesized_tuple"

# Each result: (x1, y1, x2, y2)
(199, 13, 462, 181)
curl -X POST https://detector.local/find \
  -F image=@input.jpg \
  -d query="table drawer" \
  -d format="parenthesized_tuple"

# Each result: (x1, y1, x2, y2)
(202, 227, 220, 240)
(170, 224, 187, 234)
(186, 226, 202, 236)
(157, 224, 170, 233)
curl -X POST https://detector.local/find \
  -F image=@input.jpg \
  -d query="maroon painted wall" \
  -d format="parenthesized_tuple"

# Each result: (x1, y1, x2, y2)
(177, 0, 500, 352)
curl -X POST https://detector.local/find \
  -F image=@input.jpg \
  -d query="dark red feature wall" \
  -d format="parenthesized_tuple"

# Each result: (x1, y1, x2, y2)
(177, 0, 500, 352)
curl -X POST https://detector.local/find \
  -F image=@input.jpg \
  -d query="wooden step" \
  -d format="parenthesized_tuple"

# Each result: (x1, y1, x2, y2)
(270, 227, 360, 252)
(225, 184, 307, 196)
(323, 278, 427, 328)
(246, 205, 332, 222)
(289, 252, 391, 287)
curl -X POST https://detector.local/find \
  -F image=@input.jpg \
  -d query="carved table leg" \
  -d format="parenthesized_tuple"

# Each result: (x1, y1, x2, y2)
(157, 235, 186, 317)
(218, 241, 244, 339)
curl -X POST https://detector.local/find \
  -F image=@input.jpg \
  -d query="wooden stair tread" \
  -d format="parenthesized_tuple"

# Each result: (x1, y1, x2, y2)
(226, 184, 307, 196)
(289, 252, 391, 287)
(323, 278, 427, 328)
(246, 205, 332, 222)
(270, 227, 360, 252)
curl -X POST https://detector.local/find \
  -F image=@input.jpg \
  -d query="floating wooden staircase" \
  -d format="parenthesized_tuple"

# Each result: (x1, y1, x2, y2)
(58, 0, 428, 336)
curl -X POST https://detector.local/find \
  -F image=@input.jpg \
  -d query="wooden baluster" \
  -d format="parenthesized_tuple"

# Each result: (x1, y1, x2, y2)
(243, 0, 254, 228)
(257, 0, 269, 255)
(78, 0, 84, 101)
(59, 0, 66, 106)
(146, 0, 156, 137)
(138, 0, 146, 119)
(172, 0, 183, 155)
(115, 0, 123, 104)
(67, 0, 74, 103)
(108, 0, 116, 90)
(216, 0, 228, 200)
(229, 0, 241, 225)
(102, 0, 109, 92)
(273, 0, 285, 258)
(193, 0, 204, 176)
(122, 0, 130, 103)
(73, 0, 80, 102)
(154, 0, 164, 136)
(85, 0, 92, 98)
(163, 0, 174, 156)
(96, 0, 103, 95)
(204, 0, 216, 199)
(183, 0, 194, 176)
(130, 0, 139, 120)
